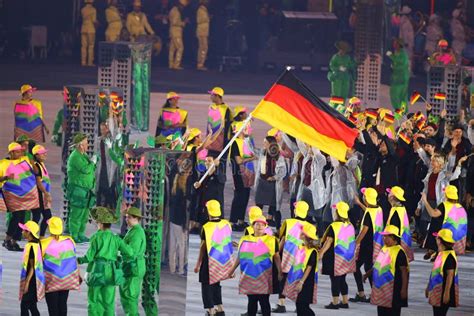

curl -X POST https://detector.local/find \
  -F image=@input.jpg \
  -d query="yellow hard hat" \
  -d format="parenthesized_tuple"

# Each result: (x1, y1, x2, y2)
(248, 206, 263, 223)
(433, 229, 455, 244)
(252, 215, 268, 226)
(32, 145, 47, 155)
(380, 224, 401, 238)
(444, 185, 458, 200)
(334, 201, 350, 219)
(47, 216, 64, 235)
(8, 142, 23, 153)
(294, 201, 309, 219)
(233, 106, 247, 119)
(387, 186, 405, 202)
(302, 223, 318, 240)
(206, 199, 221, 217)
(208, 87, 224, 97)
(20, 84, 36, 95)
(19, 221, 40, 239)
(187, 128, 202, 141)
(361, 187, 378, 205)
(166, 91, 180, 100)
(267, 128, 280, 137)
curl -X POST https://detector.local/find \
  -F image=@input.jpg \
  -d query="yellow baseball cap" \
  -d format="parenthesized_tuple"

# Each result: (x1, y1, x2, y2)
(32, 145, 48, 155)
(19, 221, 40, 239)
(8, 142, 23, 153)
(47, 216, 64, 235)
(233, 106, 247, 119)
(387, 186, 406, 202)
(166, 91, 180, 100)
(248, 206, 263, 223)
(433, 228, 455, 244)
(334, 201, 350, 219)
(302, 223, 318, 240)
(444, 185, 458, 200)
(267, 128, 280, 137)
(380, 225, 401, 238)
(361, 187, 378, 205)
(294, 201, 309, 219)
(252, 215, 268, 226)
(208, 87, 224, 97)
(20, 84, 36, 95)
(206, 199, 221, 217)
(187, 128, 202, 141)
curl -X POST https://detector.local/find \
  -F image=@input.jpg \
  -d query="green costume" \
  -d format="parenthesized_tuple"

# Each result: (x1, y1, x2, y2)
(51, 108, 64, 147)
(78, 229, 133, 316)
(66, 148, 96, 241)
(328, 53, 356, 101)
(120, 223, 146, 316)
(389, 48, 410, 110)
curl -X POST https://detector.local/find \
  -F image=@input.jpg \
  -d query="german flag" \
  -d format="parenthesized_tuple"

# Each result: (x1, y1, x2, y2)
(383, 113, 395, 124)
(330, 96, 345, 105)
(410, 91, 421, 105)
(434, 92, 446, 100)
(252, 70, 358, 162)
(366, 109, 378, 120)
(399, 131, 411, 144)
(416, 118, 426, 130)
(348, 114, 358, 125)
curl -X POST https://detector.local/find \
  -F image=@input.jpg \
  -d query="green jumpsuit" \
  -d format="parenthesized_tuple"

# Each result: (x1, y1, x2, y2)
(79, 229, 133, 316)
(120, 224, 146, 316)
(328, 53, 356, 101)
(389, 49, 410, 110)
(51, 108, 64, 147)
(66, 149, 96, 241)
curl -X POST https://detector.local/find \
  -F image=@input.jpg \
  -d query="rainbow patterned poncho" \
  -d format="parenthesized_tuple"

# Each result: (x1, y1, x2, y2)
(0, 158, 39, 211)
(362, 207, 384, 263)
(283, 246, 318, 304)
(280, 219, 306, 273)
(388, 207, 414, 262)
(427, 250, 459, 307)
(41, 236, 80, 293)
(207, 104, 229, 152)
(235, 138, 255, 188)
(442, 202, 468, 255)
(37, 162, 51, 209)
(14, 99, 45, 142)
(159, 108, 187, 137)
(203, 220, 234, 285)
(238, 234, 277, 295)
(371, 245, 408, 308)
(19, 242, 45, 301)
(331, 221, 356, 276)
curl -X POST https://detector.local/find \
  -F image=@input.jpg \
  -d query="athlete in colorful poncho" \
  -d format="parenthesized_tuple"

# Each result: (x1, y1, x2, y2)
(155, 92, 188, 139)
(387, 186, 414, 262)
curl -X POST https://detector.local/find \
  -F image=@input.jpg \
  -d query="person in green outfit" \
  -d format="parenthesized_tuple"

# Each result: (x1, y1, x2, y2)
(51, 108, 64, 147)
(66, 132, 97, 243)
(328, 41, 357, 103)
(387, 38, 410, 111)
(120, 207, 146, 316)
(78, 206, 133, 316)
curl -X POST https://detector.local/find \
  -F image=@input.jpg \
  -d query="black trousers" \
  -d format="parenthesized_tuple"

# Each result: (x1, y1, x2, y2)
(21, 279, 39, 316)
(296, 301, 314, 316)
(330, 274, 348, 297)
(46, 290, 69, 316)
(201, 282, 222, 309)
(7, 210, 26, 240)
(278, 273, 288, 299)
(247, 294, 270, 316)
(433, 305, 450, 316)
(354, 256, 373, 292)
(32, 207, 52, 237)
(230, 187, 250, 223)
(377, 306, 401, 316)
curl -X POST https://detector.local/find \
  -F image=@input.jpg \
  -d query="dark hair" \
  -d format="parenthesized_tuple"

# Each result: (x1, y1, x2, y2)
(102, 223, 112, 229)
(447, 198, 458, 203)
(440, 239, 454, 250)
(393, 236, 401, 244)
(162, 99, 172, 108)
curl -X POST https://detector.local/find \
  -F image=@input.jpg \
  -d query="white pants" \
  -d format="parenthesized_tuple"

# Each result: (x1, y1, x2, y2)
(168, 222, 185, 274)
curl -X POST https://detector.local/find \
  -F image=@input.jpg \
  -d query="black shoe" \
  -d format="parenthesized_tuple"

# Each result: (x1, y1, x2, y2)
(272, 305, 286, 313)
(324, 303, 339, 309)
(349, 294, 370, 303)
(11, 241, 23, 251)
(423, 252, 432, 260)
(216, 312, 225, 316)
(338, 303, 349, 309)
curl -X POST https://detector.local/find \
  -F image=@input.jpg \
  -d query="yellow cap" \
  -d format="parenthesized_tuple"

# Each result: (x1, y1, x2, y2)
(361, 187, 378, 205)
(206, 199, 221, 217)
(248, 206, 263, 223)
(294, 201, 309, 219)
(380, 225, 401, 238)
(349, 97, 361, 105)
(208, 87, 224, 97)
(47, 216, 64, 235)
(233, 106, 247, 119)
(445, 185, 458, 200)
(252, 215, 268, 226)
(32, 145, 47, 155)
(335, 201, 350, 219)
(20, 84, 36, 95)
(8, 142, 23, 152)
(19, 221, 40, 239)
(433, 229, 455, 244)
(387, 186, 405, 202)
(267, 128, 280, 137)
(187, 128, 202, 141)
(166, 91, 180, 100)
(302, 223, 318, 240)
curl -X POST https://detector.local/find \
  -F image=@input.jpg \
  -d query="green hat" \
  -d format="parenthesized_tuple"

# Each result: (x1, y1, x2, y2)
(91, 206, 118, 224)
(126, 207, 142, 218)
(16, 135, 30, 143)
(72, 132, 88, 145)
(335, 41, 352, 52)
(155, 135, 171, 146)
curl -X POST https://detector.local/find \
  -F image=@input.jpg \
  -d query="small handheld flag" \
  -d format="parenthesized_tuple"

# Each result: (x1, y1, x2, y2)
(399, 131, 411, 144)
(383, 113, 395, 125)
(434, 92, 446, 100)
(410, 91, 421, 105)
(330, 96, 345, 105)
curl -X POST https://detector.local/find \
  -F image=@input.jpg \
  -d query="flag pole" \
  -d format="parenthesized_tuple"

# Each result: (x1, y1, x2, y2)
(197, 114, 253, 186)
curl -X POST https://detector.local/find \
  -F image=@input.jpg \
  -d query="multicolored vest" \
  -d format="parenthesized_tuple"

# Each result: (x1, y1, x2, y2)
(159, 108, 188, 137)
(283, 246, 318, 304)
(442, 202, 468, 255)
(388, 206, 414, 262)
(14, 99, 44, 142)
(428, 250, 459, 307)
(41, 236, 80, 293)
(280, 219, 306, 273)
(207, 104, 229, 152)
(371, 245, 408, 308)
(331, 221, 356, 276)
(202, 220, 234, 285)
(362, 207, 384, 262)
(235, 138, 255, 188)
(19, 242, 45, 301)
(37, 162, 52, 210)
(0, 158, 39, 211)
(238, 234, 276, 295)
